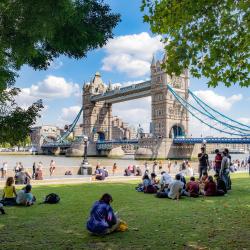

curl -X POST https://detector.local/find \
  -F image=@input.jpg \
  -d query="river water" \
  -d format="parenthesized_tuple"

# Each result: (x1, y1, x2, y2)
(0, 153, 249, 169)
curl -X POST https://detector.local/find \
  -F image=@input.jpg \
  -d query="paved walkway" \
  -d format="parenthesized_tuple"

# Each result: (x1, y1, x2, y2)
(0, 175, 142, 187)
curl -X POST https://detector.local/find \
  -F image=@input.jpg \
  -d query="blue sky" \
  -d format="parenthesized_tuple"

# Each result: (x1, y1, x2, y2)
(15, 0, 250, 136)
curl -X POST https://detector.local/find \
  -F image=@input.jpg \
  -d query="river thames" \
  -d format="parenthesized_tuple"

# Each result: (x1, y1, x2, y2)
(0, 153, 248, 170)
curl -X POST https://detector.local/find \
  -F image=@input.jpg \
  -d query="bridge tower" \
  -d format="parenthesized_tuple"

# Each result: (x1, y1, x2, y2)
(82, 72, 112, 142)
(150, 55, 189, 138)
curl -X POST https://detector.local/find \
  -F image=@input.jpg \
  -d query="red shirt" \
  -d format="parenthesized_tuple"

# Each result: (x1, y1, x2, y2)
(215, 153, 222, 169)
(186, 181, 199, 194)
(204, 181, 217, 196)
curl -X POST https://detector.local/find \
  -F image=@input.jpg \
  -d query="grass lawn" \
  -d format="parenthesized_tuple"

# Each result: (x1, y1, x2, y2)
(0, 173, 249, 250)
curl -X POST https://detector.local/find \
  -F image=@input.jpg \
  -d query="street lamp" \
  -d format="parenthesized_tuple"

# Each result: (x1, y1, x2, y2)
(82, 135, 88, 165)
(80, 135, 92, 175)
(202, 139, 207, 150)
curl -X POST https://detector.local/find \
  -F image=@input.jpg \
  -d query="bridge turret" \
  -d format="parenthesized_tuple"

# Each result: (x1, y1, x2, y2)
(82, 72, 112, 142)
(151, 55, 156, 67)
(150, 55, 189, 139)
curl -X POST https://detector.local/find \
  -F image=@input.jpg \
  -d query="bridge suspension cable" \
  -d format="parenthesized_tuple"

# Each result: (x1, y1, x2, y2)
(167, 85, 250, 137)
(188, 90, 250, 132)
(56, 107, 83, 143)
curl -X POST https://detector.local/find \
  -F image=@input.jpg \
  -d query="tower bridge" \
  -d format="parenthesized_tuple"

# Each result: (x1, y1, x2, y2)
(40, 55, 250, 159)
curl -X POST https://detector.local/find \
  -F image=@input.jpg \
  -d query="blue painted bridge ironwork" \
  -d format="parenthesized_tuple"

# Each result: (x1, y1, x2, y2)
(96, 139, 139, 150)
(173, 137, 250, 144)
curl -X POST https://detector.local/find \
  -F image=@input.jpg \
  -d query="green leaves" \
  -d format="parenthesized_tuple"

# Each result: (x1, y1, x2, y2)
(0, 0, 120, 145)
(142, 0, 250, 87)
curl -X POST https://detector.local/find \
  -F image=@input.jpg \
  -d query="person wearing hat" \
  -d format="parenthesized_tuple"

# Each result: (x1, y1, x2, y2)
(16, 184, 35, 206)
(198, 147, 209, 180)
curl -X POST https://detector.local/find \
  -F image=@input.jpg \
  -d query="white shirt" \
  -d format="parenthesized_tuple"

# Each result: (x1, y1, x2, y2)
(160, 173, 173, 185)
(3, 163, 7, 171)
(168, 180, 184, 199)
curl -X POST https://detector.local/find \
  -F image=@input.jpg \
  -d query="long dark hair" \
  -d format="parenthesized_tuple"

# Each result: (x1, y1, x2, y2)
(99, 193, 113, 204)
(5, 177, 14, 187)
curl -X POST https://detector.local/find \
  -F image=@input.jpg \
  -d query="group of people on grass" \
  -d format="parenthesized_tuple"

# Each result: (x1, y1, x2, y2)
(0, 176, 35, 214)
(135, 147, 232, 200)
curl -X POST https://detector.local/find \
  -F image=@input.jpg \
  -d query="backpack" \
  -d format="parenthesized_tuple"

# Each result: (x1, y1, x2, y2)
(44, 193, 60, 204)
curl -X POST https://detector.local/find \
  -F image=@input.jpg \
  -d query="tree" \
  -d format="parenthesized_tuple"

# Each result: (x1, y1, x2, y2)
(0, 0, 120, 144)
(141, 0, 250, 87)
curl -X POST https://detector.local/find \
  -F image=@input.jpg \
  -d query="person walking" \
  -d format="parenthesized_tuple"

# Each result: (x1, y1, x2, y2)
(112, 163, 117, 176)
(49, 160, 56, 176)
(152, 161, 157, 174)
(32, 162, 36, 179)
(2, 162, 7, 179)
(198, 147, 209, 180)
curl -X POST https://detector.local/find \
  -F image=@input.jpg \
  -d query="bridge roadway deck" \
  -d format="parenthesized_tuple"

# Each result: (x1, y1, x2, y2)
(90, 80, 151, 104)
(41, 137, 250, 149)
(173, 137, 250, 144)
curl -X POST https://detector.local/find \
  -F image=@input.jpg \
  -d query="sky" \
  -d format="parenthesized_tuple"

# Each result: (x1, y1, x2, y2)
(15, 0, 250, 137)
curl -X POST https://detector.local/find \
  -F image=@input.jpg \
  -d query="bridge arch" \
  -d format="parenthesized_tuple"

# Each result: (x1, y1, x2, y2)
(169, 124, 185, 138)
(97, 131, 105, 141)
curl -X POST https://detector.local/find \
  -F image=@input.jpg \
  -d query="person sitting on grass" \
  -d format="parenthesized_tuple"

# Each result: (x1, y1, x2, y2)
(16, 184, 35, 206)
(35, 167, 43, 180)
(150, 173, 159, 186)
(136, 174, 151, 192)
(1, 177, 17, 206)
(199, 172, 208, 194)
(156, 174, 184, 199)
(167, 174, 184, 200)
(159, 171, 173, 192)
(135, 166, 142, 176)
(185, 177, 199, 198)
(95, 165, 105, 181)
(87, 193, 120, 235)
(214, 174, 227, 194)
(204, 176, 224, 196)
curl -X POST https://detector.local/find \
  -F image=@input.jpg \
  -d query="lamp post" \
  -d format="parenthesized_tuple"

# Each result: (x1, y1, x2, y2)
(82, 135, 88, 165)
(80, 135, 92, 175)
(202, 139, 207, 151)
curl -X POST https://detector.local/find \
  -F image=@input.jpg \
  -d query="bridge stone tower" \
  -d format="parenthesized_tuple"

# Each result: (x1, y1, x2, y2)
(82, 72, 112, 142)
(150, 56, 189, 138)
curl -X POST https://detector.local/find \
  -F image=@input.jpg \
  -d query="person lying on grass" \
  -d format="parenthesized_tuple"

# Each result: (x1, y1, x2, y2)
(87, 193, 121, 235)
(16, 184, 35, 206)
(1, 177, 17, 206)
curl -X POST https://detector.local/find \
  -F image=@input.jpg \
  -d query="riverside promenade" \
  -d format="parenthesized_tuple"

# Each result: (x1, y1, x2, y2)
(0, 175, 142, 188)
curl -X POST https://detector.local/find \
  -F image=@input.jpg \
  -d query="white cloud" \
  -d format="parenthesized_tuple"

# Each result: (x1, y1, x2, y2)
(30, 75, 80, 98)
(59, 105, 82, 125)
(193, 90, 242, 111)
(15, 75, 80, 108)
(101, 32, 164, 77)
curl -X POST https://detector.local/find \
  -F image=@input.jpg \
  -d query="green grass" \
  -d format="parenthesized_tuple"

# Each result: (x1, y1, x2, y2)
(0, 173, 249, 250)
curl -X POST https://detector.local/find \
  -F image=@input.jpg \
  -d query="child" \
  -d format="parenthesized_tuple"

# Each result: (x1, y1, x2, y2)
(2, 177, 17, 206)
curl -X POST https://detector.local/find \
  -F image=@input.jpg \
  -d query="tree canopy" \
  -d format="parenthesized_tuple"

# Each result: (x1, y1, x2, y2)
(0, 0, 120, 144)
(142, 0, 250, 87)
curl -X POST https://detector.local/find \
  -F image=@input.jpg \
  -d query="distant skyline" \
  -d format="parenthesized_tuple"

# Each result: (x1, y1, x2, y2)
(15, 0, 250, 137)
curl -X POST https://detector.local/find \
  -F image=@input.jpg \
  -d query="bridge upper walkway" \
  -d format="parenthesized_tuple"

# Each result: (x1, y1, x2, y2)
(90, 80, 151, 104)
(41, 137, 250, 150)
